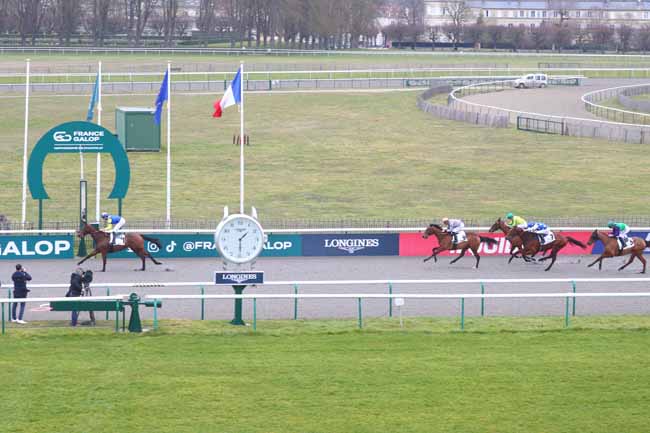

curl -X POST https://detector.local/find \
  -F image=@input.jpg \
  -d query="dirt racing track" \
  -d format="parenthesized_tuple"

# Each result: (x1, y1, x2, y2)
(2, 255, 649, 324)
(462, 78, 650, 120)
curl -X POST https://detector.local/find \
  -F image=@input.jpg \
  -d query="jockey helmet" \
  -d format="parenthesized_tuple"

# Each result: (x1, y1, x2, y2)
(607, 221, 615, 228)
(442, 217, 449, 224)
(101, 212, 109, 219)
(506, 212, 513, 219)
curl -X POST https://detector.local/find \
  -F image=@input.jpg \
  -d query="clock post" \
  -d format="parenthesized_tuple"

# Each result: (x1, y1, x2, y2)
(214, 207, 265, 326)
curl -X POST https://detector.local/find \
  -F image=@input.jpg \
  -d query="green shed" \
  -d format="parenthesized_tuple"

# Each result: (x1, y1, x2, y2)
(115, 107, 161, 152)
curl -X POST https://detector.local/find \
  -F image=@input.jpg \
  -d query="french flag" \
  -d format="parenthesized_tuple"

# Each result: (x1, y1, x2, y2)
(213, 67, 242, 118)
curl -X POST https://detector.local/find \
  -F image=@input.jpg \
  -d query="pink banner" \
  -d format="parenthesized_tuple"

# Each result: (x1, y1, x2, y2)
(399, 231, 592, 257)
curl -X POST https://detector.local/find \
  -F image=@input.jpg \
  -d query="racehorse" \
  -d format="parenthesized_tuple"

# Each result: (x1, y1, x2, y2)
(77, 222, 163, 272)
(422, 224, 498, 269)
(506, 227, 587, 271)
(488, 218, 530, 263)
(587, 230, 649, 274)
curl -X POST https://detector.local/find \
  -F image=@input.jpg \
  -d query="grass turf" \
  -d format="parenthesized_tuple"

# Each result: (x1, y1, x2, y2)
(1, 316, 650, 433)
(1, 89, 649, 223)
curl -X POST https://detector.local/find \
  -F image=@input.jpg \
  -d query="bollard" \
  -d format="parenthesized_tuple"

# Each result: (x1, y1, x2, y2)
(357, 298, 363, 329)
(7, 289, 12, 324)
(388, 282, 393, 318)
(200, 286, 205, 320)
(253, 298, 257, 332)
(152, 299, 159, 331)
(1, 298, 5, 335)
(571, 280, 576, 316)
(460, 297, 465, 331)
(480, 282, 485, 317)
(293, 284, 298, 320)
(114, 300, 119, 332)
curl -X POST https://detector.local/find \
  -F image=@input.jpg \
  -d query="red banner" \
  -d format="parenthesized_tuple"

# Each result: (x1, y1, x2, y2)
(399, 231, 592, 257)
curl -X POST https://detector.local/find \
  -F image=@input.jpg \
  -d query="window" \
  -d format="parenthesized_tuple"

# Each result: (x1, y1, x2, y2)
(553, 11, 559, 18)
(508, 23, 514, 27)
(575, 11, 581, 18)
(530, 10, 536, 18)
(587, 11, 592, 18)
(542, 11, 547, 18)
(645, 11, 650, 19)
(484, 9, 489, 17)
(520, 10, 525, 17)
(531, 23, 535, 28)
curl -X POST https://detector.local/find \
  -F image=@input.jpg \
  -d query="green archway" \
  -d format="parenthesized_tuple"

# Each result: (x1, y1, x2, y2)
(28, 121, 130, 200)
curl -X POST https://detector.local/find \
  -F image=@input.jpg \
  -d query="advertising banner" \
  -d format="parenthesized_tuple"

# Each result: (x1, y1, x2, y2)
(589, 231, 650, 255)
(399, 231, 593, 257)
(110, 233, 301, 258)
(0, 235, 74, 260)
(302, 234, 399, 256)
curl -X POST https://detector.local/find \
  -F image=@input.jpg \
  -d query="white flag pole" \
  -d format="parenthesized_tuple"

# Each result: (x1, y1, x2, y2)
(20, 58, 30, 226)
(240, 62, 244, 214)
(96, 61, 102, 222)
(166, 61, 172, 227)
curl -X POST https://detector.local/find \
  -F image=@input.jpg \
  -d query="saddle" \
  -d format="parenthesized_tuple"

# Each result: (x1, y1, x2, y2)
(617, 237, 634, 252)
(538, 232, 555, 246)
(109, 233, 126, 246)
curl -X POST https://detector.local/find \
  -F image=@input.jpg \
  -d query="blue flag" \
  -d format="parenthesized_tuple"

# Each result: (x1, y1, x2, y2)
(86, 73, 99, 122)
(154, 69, 169, 125)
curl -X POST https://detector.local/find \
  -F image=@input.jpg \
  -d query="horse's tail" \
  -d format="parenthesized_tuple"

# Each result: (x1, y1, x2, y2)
(142, 235, 162, 249)
(479, 236, 498, 246)
(567, 236, 587, 249)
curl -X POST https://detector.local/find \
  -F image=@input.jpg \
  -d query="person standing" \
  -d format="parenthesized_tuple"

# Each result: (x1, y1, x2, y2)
(67, 268, 84, 327)
(11, 264, 32, 324)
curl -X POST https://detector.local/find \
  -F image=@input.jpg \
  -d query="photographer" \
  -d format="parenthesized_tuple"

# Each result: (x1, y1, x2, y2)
(67, 268, 84, 327)
(11, 264, 32, 324)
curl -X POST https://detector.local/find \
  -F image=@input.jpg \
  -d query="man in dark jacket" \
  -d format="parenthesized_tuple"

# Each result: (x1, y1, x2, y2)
(68, 268, 84, 326)
(11, 264, 32, 324)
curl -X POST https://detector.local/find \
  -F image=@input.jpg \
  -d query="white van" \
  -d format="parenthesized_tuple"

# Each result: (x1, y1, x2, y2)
(514, 73, 548, 89)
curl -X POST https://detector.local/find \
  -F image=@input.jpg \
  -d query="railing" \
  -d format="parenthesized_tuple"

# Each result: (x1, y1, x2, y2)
(449, 80, 650, 144)
(517, 116, 566, 135)
(3, 276, 650, 333)
(582, 83, 650, 125)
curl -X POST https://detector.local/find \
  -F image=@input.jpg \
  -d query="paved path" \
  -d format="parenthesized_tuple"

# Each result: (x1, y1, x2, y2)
(463, 78, 650, 120)
(2, 256, 648, 324)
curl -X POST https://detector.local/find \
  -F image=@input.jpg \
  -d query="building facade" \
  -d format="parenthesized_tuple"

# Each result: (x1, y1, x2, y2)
(425, 1, 650, 28)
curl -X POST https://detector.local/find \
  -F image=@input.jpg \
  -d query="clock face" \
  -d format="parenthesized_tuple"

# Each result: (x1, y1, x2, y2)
(215, 214, 265, 264)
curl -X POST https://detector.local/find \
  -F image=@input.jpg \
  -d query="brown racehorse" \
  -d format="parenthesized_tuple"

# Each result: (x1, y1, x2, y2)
(488, 218, 531, 263)
(587, 230, 649, 274)
(422, 224, 498, 269)
(506, 227, 587, 271)
(77, 223, 163, 272)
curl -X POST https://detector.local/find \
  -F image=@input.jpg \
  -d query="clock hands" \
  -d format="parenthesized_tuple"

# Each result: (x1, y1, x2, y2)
(238, 232, 249, 241)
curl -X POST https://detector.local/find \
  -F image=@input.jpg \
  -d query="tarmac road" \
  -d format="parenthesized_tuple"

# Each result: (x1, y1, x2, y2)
(2, 255, 649, 324)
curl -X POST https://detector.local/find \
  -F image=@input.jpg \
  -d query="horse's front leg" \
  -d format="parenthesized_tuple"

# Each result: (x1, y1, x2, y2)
(618, 254, 635, 271)
(78, 249, 100, 266)
(101, 253, 107, 272)
(423, 247, 440, 263)
(544, 252, 558, 271)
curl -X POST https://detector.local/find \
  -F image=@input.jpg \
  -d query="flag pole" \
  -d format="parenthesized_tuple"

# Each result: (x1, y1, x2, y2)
(21, 58, 30, 226)
(96, 61, 102, 222)
(166, 61, 172, 227)
(240, 62, 244, 214)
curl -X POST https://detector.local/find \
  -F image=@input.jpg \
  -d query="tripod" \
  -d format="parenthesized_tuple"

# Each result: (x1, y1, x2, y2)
(80, 282, 96, 326)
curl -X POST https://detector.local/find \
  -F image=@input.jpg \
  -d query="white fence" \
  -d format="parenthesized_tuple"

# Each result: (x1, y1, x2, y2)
(2, 277, 650, 334)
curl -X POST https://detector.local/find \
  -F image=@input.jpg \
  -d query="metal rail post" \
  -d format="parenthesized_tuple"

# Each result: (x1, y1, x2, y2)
(480, 282, 485, 317)
(460, 298, 465, 331)
(564, 297, 570, 328)
(293, 284, 298, 320)
(388, 282, 393, 317)
(153, 298, 159, 331)
(200, 286, 205, 320)
(571, 280, 576, 316)
(357, 298, 362, 329)
(253, 298, 257, 332)
(105, 288, 110, 320)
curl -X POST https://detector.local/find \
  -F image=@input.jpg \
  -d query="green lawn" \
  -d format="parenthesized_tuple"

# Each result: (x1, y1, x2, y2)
(1, 316, 650, 433)
(1, 88, 649, 224)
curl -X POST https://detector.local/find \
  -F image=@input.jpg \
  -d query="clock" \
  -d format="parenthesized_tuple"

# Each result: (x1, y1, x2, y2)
(215, 213, 265, 264)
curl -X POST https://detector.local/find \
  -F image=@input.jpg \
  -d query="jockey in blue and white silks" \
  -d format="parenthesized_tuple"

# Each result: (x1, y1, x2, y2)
(524, 221, 550, 236)
(101, 212, 126, 244)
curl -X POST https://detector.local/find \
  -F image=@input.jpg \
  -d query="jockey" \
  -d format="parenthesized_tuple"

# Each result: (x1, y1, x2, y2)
(442, 217, 465, 247)
(607, 221, 630, 249)
(101, 212, 126, 245)
(524, 221, 551, 244)
(505, 212, 527, 229)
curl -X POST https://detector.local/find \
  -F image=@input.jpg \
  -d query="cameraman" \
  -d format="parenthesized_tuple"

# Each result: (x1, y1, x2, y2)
(11, 264, 32, 324)
(67, 268, 84, 327)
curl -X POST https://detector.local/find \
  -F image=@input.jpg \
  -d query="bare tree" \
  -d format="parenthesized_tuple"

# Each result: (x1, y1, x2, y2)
(443, 0, 470, 49)
(54, 0, 81, 45)
(634, 25, 650, 52)
(175, 11, 191, 37)
(161, 0, 178, 46)
(484, 24, 505, 50)
(617, 25, 634, 53)
(12, 0, 48, 45)
(589, 23, 614, 53)
(124, 0, 158, 46)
